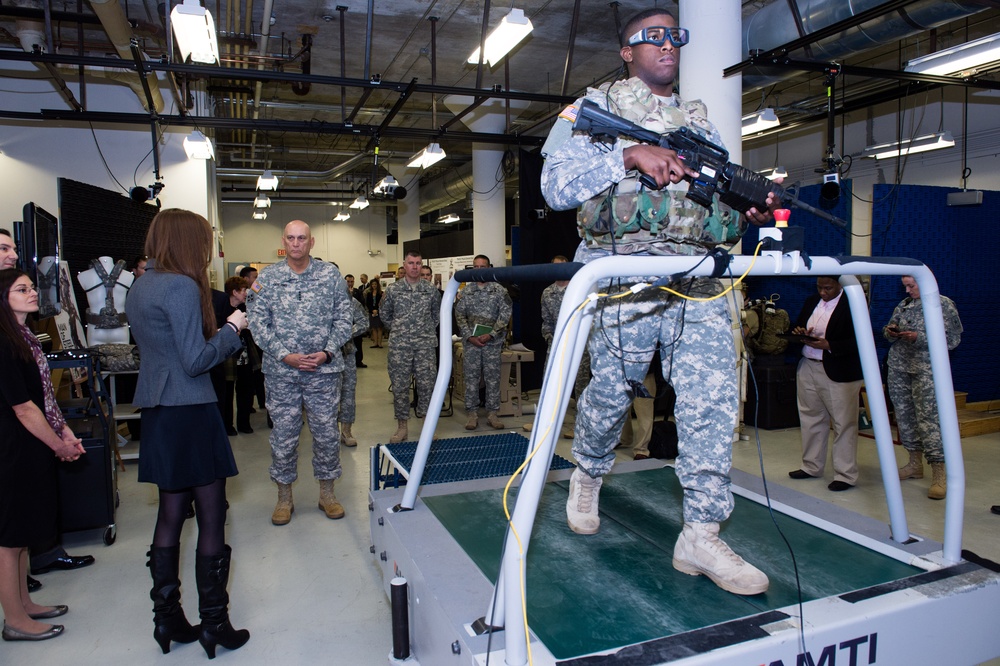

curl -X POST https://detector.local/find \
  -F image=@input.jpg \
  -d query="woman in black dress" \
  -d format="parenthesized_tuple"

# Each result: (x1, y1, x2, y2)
(366, 278, 385, 347)
(0, 270, 84, 642)
(125, 210, 250, 658)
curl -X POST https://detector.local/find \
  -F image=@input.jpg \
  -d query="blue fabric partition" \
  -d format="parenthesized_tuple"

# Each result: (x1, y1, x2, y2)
(871, 184, 997, 403)
(739, 180, 854, 350)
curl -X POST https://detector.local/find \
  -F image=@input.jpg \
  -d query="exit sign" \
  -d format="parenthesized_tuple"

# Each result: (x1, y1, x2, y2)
(277, 249, 286, 257)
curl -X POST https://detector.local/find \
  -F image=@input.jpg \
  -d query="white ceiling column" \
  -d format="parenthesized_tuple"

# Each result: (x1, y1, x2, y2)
(679, 0, 743, 160)
(390, 163, 421, 248)
(443, 96, 529, 266)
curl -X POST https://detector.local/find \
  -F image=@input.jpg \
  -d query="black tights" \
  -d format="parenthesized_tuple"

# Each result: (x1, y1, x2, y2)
(152, 478, 227, 557)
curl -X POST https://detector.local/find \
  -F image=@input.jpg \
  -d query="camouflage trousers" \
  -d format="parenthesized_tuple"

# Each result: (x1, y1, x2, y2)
(462, 340, 503, 412)
(573, 280, 738, 524)
(265, 371, 342, 484)
(546, 343, 591, 403)
(887, 364, 943, 463)
(387, 344, 436, 420)
(339, 353, 357, 424)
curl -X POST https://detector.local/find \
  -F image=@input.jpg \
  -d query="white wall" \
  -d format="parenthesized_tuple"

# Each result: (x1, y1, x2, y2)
(219, 201, 398, 278)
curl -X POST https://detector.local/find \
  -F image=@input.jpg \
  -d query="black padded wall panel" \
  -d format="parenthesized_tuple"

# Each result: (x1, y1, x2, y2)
(58, 178, 156, 315)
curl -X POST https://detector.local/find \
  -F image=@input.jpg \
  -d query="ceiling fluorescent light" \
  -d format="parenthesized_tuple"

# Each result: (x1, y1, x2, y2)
(182, 130, 214, 160)
(467, 8, 533, 66)
(333, 211, 350, 221)
(437, 213, 460, 224)
(861, 131, 955, 159)
(252, 210, 267, 220)
(253, 194, 271, 208)
(171, 0, 220, 64)
(350, 195, 369, 210)
(407, 143, 446, 169)
(257, 170, 279, 191)
(741, 108, 780, 136)
(905, 31, 1000, 76)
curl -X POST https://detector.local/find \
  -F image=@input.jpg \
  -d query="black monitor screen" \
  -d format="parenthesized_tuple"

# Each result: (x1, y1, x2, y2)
(17, 203, 61, 318)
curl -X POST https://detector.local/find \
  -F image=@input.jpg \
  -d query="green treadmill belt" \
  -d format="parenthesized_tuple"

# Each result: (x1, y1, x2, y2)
(423, 467, 921, 660)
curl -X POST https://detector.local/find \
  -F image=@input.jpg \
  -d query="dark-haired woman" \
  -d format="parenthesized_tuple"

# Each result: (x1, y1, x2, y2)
(1, 270, 84, 642)
(125, 209, 250, 658)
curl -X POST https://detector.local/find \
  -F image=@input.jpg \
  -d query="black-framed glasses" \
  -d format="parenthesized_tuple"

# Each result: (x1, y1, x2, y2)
(627, 26, 689, 48)
(9, 285, 38, 295)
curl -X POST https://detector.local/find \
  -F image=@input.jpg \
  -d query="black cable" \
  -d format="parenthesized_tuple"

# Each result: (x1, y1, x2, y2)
(89, 122, 128, 193)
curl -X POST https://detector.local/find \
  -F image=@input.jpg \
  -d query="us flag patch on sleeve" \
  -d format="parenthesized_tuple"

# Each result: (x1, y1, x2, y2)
(250, 280, 263, 294)
(558, 104, 579, 123)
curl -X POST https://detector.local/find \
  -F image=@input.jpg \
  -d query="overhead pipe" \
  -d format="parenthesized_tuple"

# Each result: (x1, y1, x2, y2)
(249, 0, 275, 167)
(89, 0, 164, 112)
(741, 0, 992, 91)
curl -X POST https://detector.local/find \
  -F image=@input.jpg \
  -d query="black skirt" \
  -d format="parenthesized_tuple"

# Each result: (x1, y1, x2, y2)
(138, 403, 238, 491)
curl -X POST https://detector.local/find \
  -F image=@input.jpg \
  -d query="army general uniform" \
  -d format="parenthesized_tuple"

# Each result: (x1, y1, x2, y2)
(247, 258, 353, 485)
(379, 278, 442, 421)
(540, 76, 745, 525)
(455, 281, 512, 417)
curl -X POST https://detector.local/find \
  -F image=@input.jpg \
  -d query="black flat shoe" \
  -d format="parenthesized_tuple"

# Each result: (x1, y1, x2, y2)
(828, 481, 854, 492)
(990, 505, 1000, 515)
(237, 424, 254, 434)
(226, 426, 239, 436)
(788, 469, 817, 480)
(27, 576, 42, 592)
(29, 605, 68, 619)
(2, 622, 65, 641)
(31, 554, 95, 575)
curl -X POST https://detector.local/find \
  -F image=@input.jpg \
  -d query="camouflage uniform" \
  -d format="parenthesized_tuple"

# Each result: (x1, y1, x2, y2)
(885, 294, 963, 463)
(339, 297, 371, 425)
(380, 278, 442, 419)
(247, 258, 352, 484)
(541, 281, 591, 400)
(541, 76, 743, 524)
(455, 281, 512, 412)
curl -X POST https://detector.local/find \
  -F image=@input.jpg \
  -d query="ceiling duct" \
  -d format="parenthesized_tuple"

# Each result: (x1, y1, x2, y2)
(216, 151, 372, 184)
(741, 0, 992, 91)
(88, 0, 164, 113)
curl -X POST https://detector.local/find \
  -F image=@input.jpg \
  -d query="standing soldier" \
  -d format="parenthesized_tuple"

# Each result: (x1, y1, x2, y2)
(380, 250, 442, 443)
(540, 9, 780, 596)
(339, 280, 370, 447)
(246, 221, 353, 525)
(455, 255, 512, 430)
(884, 275, 962, 499)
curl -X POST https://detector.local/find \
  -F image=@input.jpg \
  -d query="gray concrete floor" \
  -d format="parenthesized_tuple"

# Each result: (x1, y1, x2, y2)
(8, 343, 999, 665)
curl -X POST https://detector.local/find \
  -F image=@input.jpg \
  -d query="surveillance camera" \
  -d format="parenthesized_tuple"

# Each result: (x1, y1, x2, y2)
(819, 171, 840, 206)
(130, 182, 165, 204)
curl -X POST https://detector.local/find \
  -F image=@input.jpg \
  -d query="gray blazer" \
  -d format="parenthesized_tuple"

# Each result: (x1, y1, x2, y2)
(125, 264, 242, 407)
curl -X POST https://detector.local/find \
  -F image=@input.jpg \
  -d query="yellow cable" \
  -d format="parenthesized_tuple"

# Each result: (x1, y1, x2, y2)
(654, 242, 764, 301)
(500, 302, 590, 665)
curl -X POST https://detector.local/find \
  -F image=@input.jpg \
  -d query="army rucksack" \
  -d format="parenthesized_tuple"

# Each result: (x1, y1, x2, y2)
(745, 295, 790, 356)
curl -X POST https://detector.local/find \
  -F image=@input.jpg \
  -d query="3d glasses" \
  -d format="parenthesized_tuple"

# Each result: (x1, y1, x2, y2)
(627, 26, 689, 48)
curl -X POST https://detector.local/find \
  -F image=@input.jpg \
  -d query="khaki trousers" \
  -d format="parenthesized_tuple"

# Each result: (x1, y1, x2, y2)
(796, 358, 862, 485)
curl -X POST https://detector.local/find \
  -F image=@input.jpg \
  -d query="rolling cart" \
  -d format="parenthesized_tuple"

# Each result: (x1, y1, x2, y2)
(48, 349, 118, 545)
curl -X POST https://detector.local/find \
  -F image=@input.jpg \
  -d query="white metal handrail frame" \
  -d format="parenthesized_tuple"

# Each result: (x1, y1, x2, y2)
(391, 254, 963, 666)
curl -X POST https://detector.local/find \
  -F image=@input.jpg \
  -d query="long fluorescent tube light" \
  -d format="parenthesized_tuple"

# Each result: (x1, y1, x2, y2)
(252, 210, 267, 220)
(171, 0, 220, 64)
(333, 211, 350, 221)
(741, 108, 779, 136)
(407, 143, 446, 169)
(905, 31, 1000, 76)
(350, 195, 369, 210)
(253, 194, 271, 208)
(467, 8, 533, 66)
(861, 131, 955, 159)
(182, 130, 214, 160)
(257, 170, 279, 191)
(437, 213, 460, 224)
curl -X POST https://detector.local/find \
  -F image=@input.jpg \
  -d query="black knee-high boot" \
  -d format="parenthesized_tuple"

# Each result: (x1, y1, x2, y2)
(196, 545, 250, 659)
(148, 546, 199, 654)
